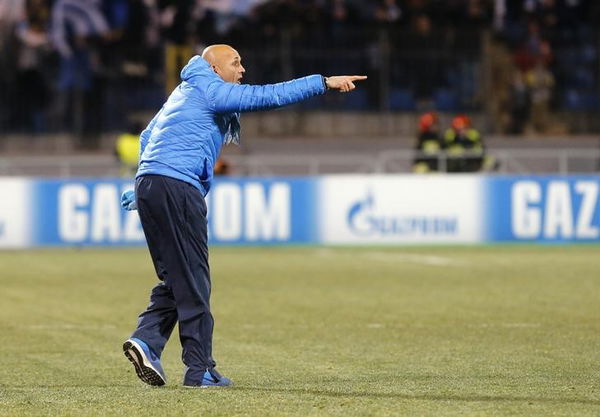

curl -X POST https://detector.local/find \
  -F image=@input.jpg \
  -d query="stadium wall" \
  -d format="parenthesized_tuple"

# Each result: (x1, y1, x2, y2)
(0, 175, 598, 248)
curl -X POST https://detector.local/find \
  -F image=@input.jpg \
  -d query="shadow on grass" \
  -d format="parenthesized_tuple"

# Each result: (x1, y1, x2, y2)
(234, 386, 600, 406)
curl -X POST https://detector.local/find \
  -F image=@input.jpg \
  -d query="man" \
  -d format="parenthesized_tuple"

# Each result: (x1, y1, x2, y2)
(443, 114, 496, 173)
(413, 112, 443, 173)
(120, 44, 366, 388)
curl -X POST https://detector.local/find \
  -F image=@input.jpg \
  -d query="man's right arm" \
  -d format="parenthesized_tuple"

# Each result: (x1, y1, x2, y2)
(139, 108, 163, 158)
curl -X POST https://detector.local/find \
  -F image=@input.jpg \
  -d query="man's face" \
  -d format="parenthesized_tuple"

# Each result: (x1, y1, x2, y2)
(214, 49, 245, 84)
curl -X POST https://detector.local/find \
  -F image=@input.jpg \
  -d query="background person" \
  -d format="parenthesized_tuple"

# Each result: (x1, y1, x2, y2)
(413, 111, 444, 173)
(114, 120, 142, 177)
(444, 114, 485, 172)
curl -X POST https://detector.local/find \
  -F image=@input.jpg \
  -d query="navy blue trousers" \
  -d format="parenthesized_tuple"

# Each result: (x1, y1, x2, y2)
(131, 174, 216, 377)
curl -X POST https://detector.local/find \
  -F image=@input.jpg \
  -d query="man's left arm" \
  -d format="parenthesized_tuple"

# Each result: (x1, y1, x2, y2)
(209, 75, 366, 114)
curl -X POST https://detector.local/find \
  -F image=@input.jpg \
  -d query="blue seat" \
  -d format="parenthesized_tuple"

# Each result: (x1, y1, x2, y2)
(563, 89, 600, 111)
(339, 89, 369, 110)
(433, 89, 459, 111)
(299, 93, 326, 110)
(389, 89, 415, 111)
(572, 68, 595, 89)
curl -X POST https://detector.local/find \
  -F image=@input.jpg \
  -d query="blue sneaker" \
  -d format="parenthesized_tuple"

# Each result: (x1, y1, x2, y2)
(123, 338, 166, 386)
(183, 368, 233, 388)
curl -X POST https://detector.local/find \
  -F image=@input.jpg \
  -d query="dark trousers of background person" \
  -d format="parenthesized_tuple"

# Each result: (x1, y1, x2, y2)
(131, 174, 216, 381)
(14, 68, 49, 133)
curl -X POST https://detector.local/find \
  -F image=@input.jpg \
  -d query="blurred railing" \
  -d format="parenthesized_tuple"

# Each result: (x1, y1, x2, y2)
(227, 149, 600, 175)
(0, 26, 484, 137)
(0, 148, 597, 177)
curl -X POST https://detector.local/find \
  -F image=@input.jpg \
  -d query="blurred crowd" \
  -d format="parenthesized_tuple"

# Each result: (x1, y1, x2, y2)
(496, 0, 600, 134)
(0, 0, 599, 139)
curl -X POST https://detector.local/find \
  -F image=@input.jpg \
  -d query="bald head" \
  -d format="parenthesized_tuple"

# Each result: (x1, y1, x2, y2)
(202, 44, 245, 84)
(201, 44, 235, 65)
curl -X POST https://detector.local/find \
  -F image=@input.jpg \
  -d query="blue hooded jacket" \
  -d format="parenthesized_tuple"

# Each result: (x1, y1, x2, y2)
(136, 55, 326, 195)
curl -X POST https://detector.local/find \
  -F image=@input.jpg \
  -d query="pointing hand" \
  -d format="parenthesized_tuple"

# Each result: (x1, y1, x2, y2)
(325, 75, 368, 93)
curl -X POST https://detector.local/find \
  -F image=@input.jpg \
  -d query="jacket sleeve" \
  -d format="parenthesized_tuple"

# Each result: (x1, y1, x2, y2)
(207, 75, 326, 114)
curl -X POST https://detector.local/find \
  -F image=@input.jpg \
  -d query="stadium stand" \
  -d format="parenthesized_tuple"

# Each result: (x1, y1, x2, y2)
(0, 0, 598, 174)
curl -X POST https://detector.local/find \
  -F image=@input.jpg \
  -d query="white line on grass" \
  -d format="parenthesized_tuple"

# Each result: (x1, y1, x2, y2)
(315, 249, 466, 267)
(26, 324, 117, 330)
(364, 252, 466, 267)
(467, 323, 541, 328)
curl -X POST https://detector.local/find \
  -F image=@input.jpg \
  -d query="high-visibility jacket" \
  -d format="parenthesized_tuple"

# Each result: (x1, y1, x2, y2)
(116, 133, 140, 167)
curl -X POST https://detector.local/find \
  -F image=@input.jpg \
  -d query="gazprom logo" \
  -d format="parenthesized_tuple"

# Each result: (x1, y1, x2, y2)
(511, 180, 599, 239)
(208, 182, 290, 242)
(347, 190, 459, 236)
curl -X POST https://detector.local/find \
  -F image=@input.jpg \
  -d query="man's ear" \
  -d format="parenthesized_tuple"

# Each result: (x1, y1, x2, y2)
(211, 65, 219, 74)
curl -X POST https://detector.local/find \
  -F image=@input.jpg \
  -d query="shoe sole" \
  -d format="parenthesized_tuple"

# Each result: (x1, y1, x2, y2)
(183, 379, 233, 388)
(183, 384, 232, 388)
(123, 340, 166, 386)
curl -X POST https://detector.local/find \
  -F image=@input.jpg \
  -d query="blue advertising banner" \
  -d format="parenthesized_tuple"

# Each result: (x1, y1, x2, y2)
(31, 179, 142, 246)
(206, 178, 318, 245)
(484, 176, 599, 243)
(0, 174, 597, 248)
(27, 177, 319, 246)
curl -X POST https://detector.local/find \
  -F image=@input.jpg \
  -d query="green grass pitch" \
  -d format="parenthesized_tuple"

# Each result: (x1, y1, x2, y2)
(0, 246, 598, 416)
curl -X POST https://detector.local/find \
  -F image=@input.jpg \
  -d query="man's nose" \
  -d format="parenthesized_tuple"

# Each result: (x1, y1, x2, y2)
(240, 65, 246, 73)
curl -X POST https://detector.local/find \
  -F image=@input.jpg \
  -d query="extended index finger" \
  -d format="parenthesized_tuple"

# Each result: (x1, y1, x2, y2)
(349, 75, 368, 81)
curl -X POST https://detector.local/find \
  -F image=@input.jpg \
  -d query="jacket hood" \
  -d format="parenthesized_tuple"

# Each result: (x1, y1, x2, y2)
(180, 55, 213, 81)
